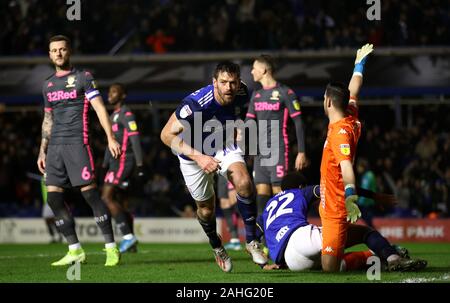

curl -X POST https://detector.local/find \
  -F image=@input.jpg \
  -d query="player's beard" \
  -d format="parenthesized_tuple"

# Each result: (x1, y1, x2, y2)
(108, 98, 121, 105)
(53, 57, 71, 71)
(219, 90, 235, 105)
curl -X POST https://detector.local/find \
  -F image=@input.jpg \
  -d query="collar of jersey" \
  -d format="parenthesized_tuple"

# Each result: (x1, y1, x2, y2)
(55, 67, 74, 78)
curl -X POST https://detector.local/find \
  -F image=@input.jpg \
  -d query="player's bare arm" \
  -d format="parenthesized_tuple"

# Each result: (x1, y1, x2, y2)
(348, 43, 374, 105)
(37, 110, 53, 174)
(340, 160, 356, 187)
(90, 96, 121, 159)
(160, 112, 220, 174)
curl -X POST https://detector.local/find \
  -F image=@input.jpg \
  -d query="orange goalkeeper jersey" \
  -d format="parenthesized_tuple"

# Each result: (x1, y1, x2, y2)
(319, 101, 361, 220)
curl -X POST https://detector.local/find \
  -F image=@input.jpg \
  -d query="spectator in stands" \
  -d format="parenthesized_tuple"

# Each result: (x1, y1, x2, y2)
(146, 29, 175, 54)
(1, 0, 449, 55)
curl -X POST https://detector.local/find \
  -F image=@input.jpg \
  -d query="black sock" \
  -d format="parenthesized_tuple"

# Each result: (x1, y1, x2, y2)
(82, 189, 115, 244)
(114, 211, 132, 236)
(198, 217, 222, 249)
(45, 219, 55, 237)
(222, 206, 239, 239)
(364, 229, 397, 261)
(47, 192, 79, 245)
(236, 193, 257, 243)
(256, 194, 270, 216)
(125, 211, 134, 234)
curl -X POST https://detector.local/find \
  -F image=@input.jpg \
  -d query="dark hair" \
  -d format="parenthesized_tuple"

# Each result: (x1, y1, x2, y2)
(255, 54, 276, 74)
(110, 83, 127, 95)
(281, 172, 308, 191)
(213, 61, 240, 79)
(325, 82, 350, 112)
(49, 35, 71, 49)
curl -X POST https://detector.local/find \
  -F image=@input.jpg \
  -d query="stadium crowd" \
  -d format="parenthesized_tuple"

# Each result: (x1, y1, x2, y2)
(1, 0, 449, 55)
(0, 104, 448, 219)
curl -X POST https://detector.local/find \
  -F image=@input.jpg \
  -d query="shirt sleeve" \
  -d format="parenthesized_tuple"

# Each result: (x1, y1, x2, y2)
(302, 186, 321, 207)
(329, 127, 354, 164)
(283, 87, 302, 118)
(346, 96, 359, 118)
(283, 87, 305, 152)
(175, 97, 200, 124)
(245, 90, 257, 120)
(83, 71, 101, 101)
(121, 110, 144, 166)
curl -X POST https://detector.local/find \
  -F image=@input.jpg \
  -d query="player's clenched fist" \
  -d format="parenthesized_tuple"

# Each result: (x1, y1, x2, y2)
(195, 154, 221, 174)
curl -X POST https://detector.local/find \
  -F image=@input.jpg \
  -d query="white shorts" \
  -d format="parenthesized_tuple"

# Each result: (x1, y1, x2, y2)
(284, 224, 323, 271)
(42, 203, 55, 219)
(178, 145, 245, 202)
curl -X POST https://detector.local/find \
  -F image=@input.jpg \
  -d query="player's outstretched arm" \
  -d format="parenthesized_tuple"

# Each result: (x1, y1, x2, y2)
(160, 112, 220, 174)
(37, 110, 53, 174)
(348, 43, 374, 103)
(90, 96, 121, 159)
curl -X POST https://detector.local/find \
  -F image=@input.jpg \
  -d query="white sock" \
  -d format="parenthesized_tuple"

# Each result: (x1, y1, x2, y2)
(387, 254, 400, 262)
(69, 243, 81, 251)
(105, 242, 117, 249)
(230, 238, 240, 243)
(123, 234, 134, 240)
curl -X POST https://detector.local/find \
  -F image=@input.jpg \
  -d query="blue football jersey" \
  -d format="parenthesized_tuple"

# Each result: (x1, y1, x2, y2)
(261, 186, 318, 264)
(175, 82, 249, 160)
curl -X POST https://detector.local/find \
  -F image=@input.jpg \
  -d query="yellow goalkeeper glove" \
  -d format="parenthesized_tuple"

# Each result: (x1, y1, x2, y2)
(345, 195, 361, 223)
(354, 43, 374, 75)
(345, 185, 362, 223)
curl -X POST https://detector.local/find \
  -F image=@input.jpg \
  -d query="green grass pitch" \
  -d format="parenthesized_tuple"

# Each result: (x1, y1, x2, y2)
(0, 243, 449, 283)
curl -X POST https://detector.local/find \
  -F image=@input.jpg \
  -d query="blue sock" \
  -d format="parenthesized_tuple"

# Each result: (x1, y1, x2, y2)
(236, 193, 257, 243)
(364, 230, 397, 261)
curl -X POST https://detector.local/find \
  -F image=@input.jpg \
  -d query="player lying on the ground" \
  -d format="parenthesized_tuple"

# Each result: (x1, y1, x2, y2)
(256, 172, 428, 272)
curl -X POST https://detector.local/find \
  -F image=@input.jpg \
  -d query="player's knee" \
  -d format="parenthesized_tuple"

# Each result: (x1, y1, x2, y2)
(234, 176, 253, 197)
(197, 200, 215, 221)
(101, 190, 114, 205)
(362, 226, 376, 242)
(321, 256, 340, 272)
(82, 188, 109, 214)
(197, 206, 214, 221)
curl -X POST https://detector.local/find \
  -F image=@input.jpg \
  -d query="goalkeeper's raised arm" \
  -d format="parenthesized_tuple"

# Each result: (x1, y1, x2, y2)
(348, 43, 374, 104)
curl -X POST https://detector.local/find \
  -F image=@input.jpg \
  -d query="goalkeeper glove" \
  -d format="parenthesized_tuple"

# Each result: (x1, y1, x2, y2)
(345, 185, 361, 223)
(353, 43, 374, 76)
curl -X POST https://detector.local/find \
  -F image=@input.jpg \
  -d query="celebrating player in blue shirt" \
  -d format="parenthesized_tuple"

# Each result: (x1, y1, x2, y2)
(161, 61, 267, 272)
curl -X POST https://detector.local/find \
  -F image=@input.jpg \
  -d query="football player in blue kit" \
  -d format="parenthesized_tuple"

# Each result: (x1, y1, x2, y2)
(257, 172, 427, 272)
(161, 61, 267, 272)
